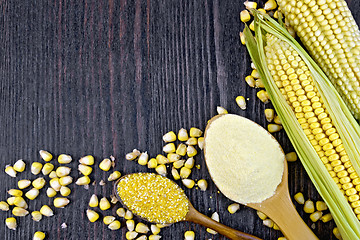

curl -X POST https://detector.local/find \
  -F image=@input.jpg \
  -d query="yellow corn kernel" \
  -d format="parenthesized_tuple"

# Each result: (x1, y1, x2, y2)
(333, 227, 342, 240)
(108, 220, 121, 230)
(147, 158, 158, 169)
(126, 231, 138, 240)
(108, 171, 121, 181)
(125, 210, 133, 220)
(155, 164, 167, 176)
(176, 144, 187, 156)
(251, 69, 260, 79)
(86, 209, 99, 222)
(263, 219, 274, 228)
(184, 157, 195, 169)
(76, 176, 90, 185)
(32, 211, 42, 222)
(12, 207, 29, 216)
(245, 75, 256, 88)
(228, 203, 240, 214)
(156, 154, 169, 164)
(197, 137, 204, 150)
(14, 196, 28, 209)
(116, 207, 126, 217)
(49, 171, 58, 178)
(33, 231, 46, 240)
(197, 179, 208, 191)
(13, 159, 26, 172)
(184, 230, 195, 240)
(236, 96, 246, 110)
(32, 177, 46, 190)
(150, 225, 161, 235)
(321, 213, 333, 223)
(189, 127, 203, 138)
(7, 197, 15, 205)
(126, 149, 141, 161)
(31, 162, 43, 175)
(56, 166, 71, 177)
(244, 1, 257, 10)
(39, 150, 53, 162)
(178, 128, 189, 142)
(59, 176, 73, 186)
(149, 235, 161, 240)
(265, 109, 275, 122)
(89, 194, 99, 207)
(264, 0, 277, 11)
(255, 79, 265, 88)
(0, 201, 9, 211)
(304, 200, 315, 214)
(180, 167, 192, 179)
(41, 163, 54, 175)
(167, 153, 181, 163)
(46, 188, 57, 198)
(5, 217, 17, 230)
(316, 201, 328, 211)
(274, 115, 281, 125)
(50, 178, 61, 191)
(217, 106, 228, 114)
(78, 164, 93, 176)
(171, 167, 181, 180)
(273, 223, 280, 230)
(98, 158, 112, 171)
(240, 9, 251, 23)
(8, 189, 23, 197)
(310, 211, 323, 222)
(99, 197, 111, 210)
(156, 223, 170, 228)
(25, 188, 40, 200)
(103, 216, 116, 225)
(40, 205, 53, 217)
(182, 179, 195, 189)
(173, 160, 185, 169)
(163, 143, 176, 153)
(185, 138, 197, 146)
(58, 154, 72, 164)
(59, 186, 71, 197)
(79, 155, 95, 165)
(163, 131, 177, 142)
(126, 219, 135, 231)
(5, 165, 17, 178)
(268, 124, 282, 133)
(257, 90, 270, 104)
(294, 192, 305, 204)
(257, 211, 268, 220)
(135, 222, 150, 234)
(278, 238, 287, 240)
(18, 179, 31, 189)
(138, 152, 149, 166)
(285, 152, 297, 162)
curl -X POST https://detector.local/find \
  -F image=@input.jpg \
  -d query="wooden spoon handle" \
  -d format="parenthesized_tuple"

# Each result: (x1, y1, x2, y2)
(186, 207, 262, 240)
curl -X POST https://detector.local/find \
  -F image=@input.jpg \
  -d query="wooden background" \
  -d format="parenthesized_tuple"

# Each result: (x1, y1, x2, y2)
(1, 0, 359, 239)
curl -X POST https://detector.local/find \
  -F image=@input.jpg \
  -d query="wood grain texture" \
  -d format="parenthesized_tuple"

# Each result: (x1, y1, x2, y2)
(0, 0, 359, 239)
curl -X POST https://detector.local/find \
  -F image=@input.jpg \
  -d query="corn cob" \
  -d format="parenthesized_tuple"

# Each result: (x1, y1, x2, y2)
(277, 0, 360, 120)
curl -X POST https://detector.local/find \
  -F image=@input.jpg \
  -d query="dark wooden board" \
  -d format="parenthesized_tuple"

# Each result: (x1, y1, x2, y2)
(0, 0, 359, 239)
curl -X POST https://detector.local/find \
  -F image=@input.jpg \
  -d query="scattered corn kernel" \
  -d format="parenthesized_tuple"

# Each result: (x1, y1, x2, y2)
(176, 144, 187, 156)
(50, 178, 61, 191)
(135, 222, 150, 234)
(32, 211, 42, 222)
(236, 96, 246, 110)
(13, 159, 26, 172)
(126, 149, 141, 161)
(99, 197, 111, 210)
(5, 217, 17, 230)
(171, 167, 181, 180)
(125, 210, 134, 220)
(197, 179, 208, 191)
(163, 143, 176, 153)
(59, 186, 71, 197)
(163, 131, 177, 142)
(12, 206, 29, 216)
(79, 155, 95, 165)
(99, 158, 112, 171)
(149, 235, 161, 240)
(7, 197, 15, 205)
(240, 9, 251, 23)
(0, 201, 9, 211)
(156, 223, 170, 228)
(167, 153, 181, 163)
(264, 109, 274, 122)
(49, 171, 58, 178)
(14, 196, 28, 209)
(155, 164, 167, 176)
(304, 200, 315, 214)
(310, 211, 323, 222)
(285, 152, 297, 162)
(25, 188, 40, 200)
(126, 231, 138, 240)
(184, 231, 195, 240)
(228, 203, 240, 214)
(5, 165, 17, 178)
(147, 158, 158, 168)
(255, 79, 265, 88)
(33, 231, 46, 240)
(180, 167, 192, 179)
(251, 69, 260, 78)
(197, 137, 204, 150)
(257, 90, 270, 104)
(333, 227, 342, 240)
(126, 219, 135, 231)
(273, 115, 281, 125)
(185, 138, 197, 146)
(31, 162, 43, 175)
(137, 152, 149, 166)
(182, 179, 195, 189)
(244, 1, 257, 10)
(108, 171, 121, 181)
(184, 158, 195, 169)
(156, 154, 169, 164)
(151, 225, 161, 235)
(40, 205, 53, 217)
(108, 220, 121, 230)
(78, 164, 93, 176)
(46, 188, 57, 198)
(136, 236, 147, 240)
(41, 163, 54, 175)
(103, 216, 116, 225)
(76, 176, 91, 185)
(59, 176, 73, 186)
(273, 223, 280, 230)
(86, 209, 99, 222)
(39, 150, 53, 162)
(189, 127, 202, 138)
(58, 154, 72, 164)
(178, 128, 189, 142)
(294, 192, 305, 204)
(116, 207, 126, 217)
(316, 201, 327, 211)
(88, 194, 99, 207)
(268, 124, 282, 133)
(264, 0, 277, 10)
(32, 177, 46, 190)
(216, 106, 228, 114)
(245, 75, 255, 88)
(18, 179, 31, 189)
(321, 213, 333, 223)
(263, 219, 274, 228)
(8, 189, 23, 197)
(56, 166, 71, 177)
(173, 160, 185, 169)
(257, 211, 268, 220)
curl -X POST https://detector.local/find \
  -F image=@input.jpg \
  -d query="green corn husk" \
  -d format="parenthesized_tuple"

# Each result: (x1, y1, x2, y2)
(244, 11, 360, 240)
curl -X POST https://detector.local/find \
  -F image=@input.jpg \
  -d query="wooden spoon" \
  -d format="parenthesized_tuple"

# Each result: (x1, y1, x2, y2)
(114, 174, 262, 240)
(204, 114, 318, 240)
